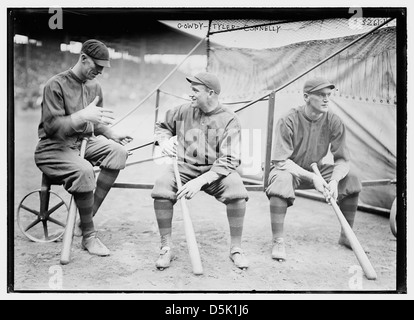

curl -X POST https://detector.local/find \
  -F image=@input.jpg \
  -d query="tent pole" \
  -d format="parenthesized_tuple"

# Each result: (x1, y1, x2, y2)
(263, 91, 276, 190)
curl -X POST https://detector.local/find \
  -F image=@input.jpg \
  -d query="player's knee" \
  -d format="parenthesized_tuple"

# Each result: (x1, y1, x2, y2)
(111, 143, 129, 159)
(77, 164, 95, 181)
(342, 171, 362, 194)
(268, 170, 293, 186)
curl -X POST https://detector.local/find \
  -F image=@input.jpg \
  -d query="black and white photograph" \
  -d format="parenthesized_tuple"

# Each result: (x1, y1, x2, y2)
(5, 3, 408, 299)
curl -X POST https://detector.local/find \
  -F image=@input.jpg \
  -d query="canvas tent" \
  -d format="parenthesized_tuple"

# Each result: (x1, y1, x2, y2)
(161, 18, 397, 210)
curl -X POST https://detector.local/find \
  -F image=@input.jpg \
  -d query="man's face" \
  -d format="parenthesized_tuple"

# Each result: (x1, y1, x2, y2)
(82, 54, 104, 80)
(305, 87, 332, 114)
(189, 83, 211, 108)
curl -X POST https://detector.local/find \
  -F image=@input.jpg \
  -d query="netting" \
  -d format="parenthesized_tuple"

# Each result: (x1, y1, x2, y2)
(205, 17, 397, 209)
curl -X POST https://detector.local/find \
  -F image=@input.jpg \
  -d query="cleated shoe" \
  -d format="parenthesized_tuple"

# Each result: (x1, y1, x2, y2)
(271, 237, 286, 261)
(229, 247, 249, 269)
(156, 246, 173, 269)
(81, 232, 110, 256)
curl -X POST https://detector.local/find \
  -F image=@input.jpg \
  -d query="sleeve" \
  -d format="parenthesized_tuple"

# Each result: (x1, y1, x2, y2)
(209, 116, 242, 176)
(154, 105, 180, 145)
(41, 79, 87, 138)
(270, 116, 295, 162)
(330, 115, 350, 181)
(271, 114, 314, 181)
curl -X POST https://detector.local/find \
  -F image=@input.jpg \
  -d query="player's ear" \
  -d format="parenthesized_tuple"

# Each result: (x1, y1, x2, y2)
(80, 53, 88, 64)
(303, 93, 309, 102)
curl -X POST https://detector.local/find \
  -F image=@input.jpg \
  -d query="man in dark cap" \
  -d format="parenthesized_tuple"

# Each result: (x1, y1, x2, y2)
(151, 72, 249, 270)
(265, 77, 362, 261)
(35, 39, 132, 256)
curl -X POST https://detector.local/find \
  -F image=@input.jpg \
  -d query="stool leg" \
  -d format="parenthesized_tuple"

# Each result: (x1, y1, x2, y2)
(39, 174, 52, 239)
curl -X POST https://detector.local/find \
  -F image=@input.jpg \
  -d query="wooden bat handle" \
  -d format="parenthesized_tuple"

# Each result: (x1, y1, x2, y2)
(310, 163, 377, 280)
(173, 158, 203, 275)
(60, 138, 88, 265)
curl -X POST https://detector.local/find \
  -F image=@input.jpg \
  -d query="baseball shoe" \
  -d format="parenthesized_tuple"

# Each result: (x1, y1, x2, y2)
(229, 247, 249, 270)
(81, 232, 110, 256)
(271, 237, 286, 261)
(156, 246, 173, 270)
(73, 219, 82, 237)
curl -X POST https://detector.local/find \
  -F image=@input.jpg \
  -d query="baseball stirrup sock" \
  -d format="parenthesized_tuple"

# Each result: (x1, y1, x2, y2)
(339, 193, 359, 231)
(92, 168, 120, 216)
(226, 199, 246, 248)
(154, 199, 174, 247)
(74, 191, 95, 237)
(269, 196, 287, 240)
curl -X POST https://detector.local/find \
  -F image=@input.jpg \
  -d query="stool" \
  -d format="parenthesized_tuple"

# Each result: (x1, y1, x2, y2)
(16, 173, 69, 243)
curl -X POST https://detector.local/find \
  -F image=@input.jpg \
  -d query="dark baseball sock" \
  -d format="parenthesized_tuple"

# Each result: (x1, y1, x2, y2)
(269, 196, 287, 240)
(74, 191, 95, 237)
(339, 193, 359, 233)
(92, 168, 120, 216)
(154, 199, 174, 247)
(226, 199, 246, 249)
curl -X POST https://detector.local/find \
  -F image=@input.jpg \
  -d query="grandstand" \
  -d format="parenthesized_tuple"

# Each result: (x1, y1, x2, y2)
(11, 8, 404, 213)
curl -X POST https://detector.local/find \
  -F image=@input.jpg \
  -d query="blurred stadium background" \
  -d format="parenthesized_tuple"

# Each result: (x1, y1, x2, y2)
(11, 8, 402, 213)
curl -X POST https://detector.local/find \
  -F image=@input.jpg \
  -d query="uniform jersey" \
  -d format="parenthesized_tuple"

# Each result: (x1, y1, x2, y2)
(271, 105, 349, 182)
(38, 69, 109, 142)
(154, 103, 242, 177)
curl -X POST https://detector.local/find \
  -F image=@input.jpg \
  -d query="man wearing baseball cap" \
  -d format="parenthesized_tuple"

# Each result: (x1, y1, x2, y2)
(150, 72, 250, 270)
(265, 77, 362, 261)
(35, 39, 132, 257)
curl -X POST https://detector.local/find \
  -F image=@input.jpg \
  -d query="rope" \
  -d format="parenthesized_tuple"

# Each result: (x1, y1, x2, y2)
(111, 36, 206, 127)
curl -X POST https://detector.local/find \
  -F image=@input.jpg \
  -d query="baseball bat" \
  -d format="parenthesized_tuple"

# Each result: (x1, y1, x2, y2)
(310, 163, 377, 280)
(173, 158, 203, 275)
(60, 138, 88, 265)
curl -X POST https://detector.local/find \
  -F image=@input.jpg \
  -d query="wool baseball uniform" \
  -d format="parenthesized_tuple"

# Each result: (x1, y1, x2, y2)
(34, 69, 128, 193)
(266, 105, 362, 206)
(151, 102, 248, 204)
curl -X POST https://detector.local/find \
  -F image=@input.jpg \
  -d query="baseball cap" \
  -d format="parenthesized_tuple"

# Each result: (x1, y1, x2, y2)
(81, 39, 111, 68)
(186, 72, 221, 95)
(303, 77, 335, 93)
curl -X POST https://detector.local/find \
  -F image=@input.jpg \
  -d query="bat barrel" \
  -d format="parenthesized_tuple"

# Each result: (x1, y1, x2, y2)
(310, 163, 377, 280)
(60, 138, 88, 265)
(173, 158, 204, 275)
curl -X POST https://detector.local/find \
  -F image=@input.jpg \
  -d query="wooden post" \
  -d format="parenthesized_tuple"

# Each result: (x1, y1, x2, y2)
(152, 89, 161, 154)
(263, 91, 275, 190)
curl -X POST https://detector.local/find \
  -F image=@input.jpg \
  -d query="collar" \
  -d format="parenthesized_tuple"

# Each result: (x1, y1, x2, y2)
(195, 102, 222, 116)
(68, 68, 87, 84)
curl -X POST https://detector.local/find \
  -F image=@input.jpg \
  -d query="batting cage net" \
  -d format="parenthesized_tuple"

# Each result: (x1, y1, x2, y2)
(204, 17, 397, 210)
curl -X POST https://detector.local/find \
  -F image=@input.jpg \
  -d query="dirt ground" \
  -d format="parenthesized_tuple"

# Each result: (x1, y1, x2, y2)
(12, 109, 397, 293)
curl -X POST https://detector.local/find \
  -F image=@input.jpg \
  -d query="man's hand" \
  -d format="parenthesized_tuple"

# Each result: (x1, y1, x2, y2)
(312, 174, 331, 202)
(108, 131, 133, 146)
(177, 176, 208, 200)
(159, 136, 177, 157)
(326, 180, 338, 201)
(78, 96, 115, 125)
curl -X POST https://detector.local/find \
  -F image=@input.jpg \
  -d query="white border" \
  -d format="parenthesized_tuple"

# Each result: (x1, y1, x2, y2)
(1, 0, 411, 300)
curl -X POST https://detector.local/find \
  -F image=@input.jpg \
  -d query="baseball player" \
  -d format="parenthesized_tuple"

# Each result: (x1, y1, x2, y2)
(265, 77, 362, 260)
(34, 39, 132, 256)
(151, 72, 249, 270)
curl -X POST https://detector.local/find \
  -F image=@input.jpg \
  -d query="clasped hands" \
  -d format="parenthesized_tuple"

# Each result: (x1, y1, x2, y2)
(312, 175, 338, 203)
